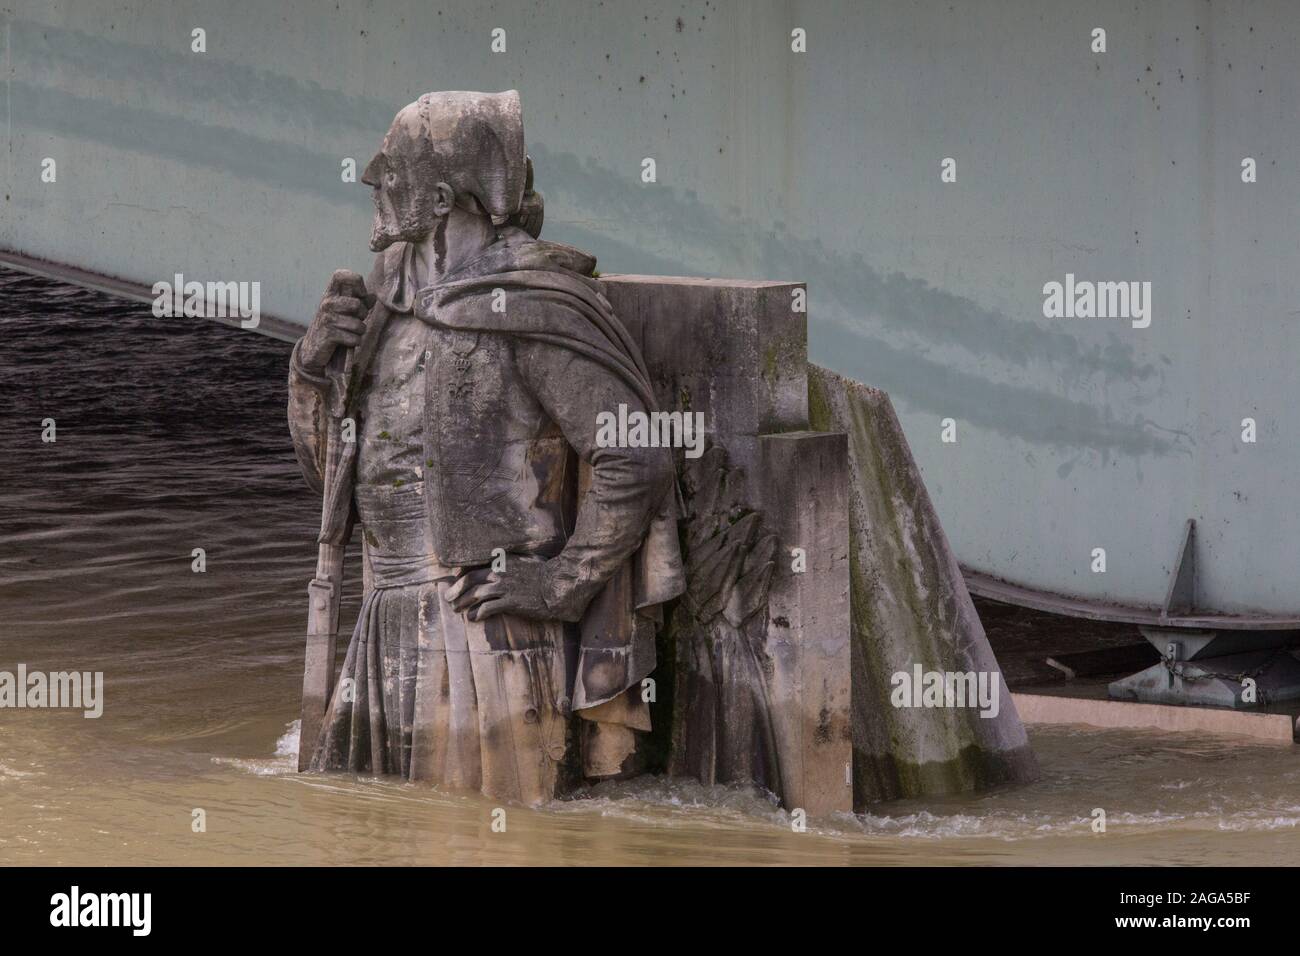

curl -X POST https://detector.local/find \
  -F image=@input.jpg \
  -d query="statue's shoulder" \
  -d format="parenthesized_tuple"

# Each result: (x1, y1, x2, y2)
(512, 238, 598, 279)
(421, 232, 603, 319)
(474, 228, 598, 281)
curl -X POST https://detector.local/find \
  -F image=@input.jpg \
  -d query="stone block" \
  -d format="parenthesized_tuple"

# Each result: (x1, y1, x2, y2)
(599, 275, 807, 438)
(758, 431, 853, 815)
(808, 364, 1038, 807)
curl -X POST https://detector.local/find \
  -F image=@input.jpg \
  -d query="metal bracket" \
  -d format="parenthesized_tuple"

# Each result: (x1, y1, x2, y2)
(1161, 518, 1196, 620)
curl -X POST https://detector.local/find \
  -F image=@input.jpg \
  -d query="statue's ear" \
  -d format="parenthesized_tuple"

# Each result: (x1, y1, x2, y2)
(511, 156, 544, 238)
(431, 181, 456, 217)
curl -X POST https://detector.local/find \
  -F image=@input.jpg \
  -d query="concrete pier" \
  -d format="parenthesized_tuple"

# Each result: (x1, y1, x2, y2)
(809, 366, 1038, 806)
(602, 274, 1033, 810)
(758, 431, 853, 815)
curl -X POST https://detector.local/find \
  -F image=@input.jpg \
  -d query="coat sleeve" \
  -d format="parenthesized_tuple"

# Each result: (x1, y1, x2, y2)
(288, 255, 386, 495)
(513, 337, 676, 622)
(286, 339, 332, 495)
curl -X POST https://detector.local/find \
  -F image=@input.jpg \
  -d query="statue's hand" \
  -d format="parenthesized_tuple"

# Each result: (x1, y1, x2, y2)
(299, 270, 371, 374)
(447, 560, 551, 622)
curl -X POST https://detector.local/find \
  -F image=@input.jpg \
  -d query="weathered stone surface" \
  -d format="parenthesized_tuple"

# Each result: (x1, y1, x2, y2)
(807, 365, 1037, 807)
(667, 432, 852, 816)
(668, 444, 784, 797)
(606, 274, 1028, 811)
(292, 91, 686, 804)
(600, 275, 807, 505)
(292, 88, 1035, 813)
(758, 431, 853, 815)
(611, 276, 852, 813)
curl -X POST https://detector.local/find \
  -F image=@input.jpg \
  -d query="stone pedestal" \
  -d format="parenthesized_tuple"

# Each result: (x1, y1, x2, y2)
(759, 431, 852, 814)
(808, 366, 1038, 806)
(598, 275, 1035, 813)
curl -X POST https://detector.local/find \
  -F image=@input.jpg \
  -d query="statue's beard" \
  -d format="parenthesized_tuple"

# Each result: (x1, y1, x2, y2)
(369, 213, 416, 252)
(368, 216, 395, 252)
(368, 201, 436, 252)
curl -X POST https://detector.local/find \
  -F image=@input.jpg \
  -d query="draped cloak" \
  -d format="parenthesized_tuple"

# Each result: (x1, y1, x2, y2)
(294, 227, 685, 786)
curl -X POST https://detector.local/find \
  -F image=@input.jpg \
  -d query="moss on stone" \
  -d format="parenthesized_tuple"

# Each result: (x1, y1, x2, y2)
(761, 341, 781, 385)
(806, 366, 833, 433)
(811, 364, 1025, 806)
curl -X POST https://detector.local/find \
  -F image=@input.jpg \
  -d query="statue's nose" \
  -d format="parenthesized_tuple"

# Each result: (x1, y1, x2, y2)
(360, 154, 384, 188)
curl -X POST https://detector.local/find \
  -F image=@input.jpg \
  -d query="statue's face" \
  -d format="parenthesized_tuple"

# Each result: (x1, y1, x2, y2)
(362, 113, 443, 251)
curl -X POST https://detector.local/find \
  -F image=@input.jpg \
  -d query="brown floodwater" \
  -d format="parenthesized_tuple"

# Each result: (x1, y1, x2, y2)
(2, 267, 1299, 866)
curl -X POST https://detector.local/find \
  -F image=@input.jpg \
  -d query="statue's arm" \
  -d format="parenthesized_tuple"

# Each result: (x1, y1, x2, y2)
(286, 341, 332, 495)
(287, 265, 375, 494)
(514, 339, 676, 621)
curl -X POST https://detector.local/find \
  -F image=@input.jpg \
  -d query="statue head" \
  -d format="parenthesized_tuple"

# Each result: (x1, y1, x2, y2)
(362, 90, 527, 252)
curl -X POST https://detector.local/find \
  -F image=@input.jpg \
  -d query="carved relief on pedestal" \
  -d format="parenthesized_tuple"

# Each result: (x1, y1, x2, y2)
(668, 444, 784, 800)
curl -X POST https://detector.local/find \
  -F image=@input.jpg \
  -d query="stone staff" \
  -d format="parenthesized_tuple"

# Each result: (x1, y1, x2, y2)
(298, 292, 385, 771)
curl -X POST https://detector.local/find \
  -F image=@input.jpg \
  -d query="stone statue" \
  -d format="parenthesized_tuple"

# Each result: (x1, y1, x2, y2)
(287, 88, 1036, 817)
(288, 90, 684, 805)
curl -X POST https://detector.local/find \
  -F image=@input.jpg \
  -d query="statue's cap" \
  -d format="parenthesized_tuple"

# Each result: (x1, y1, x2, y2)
(392, 90, 526, 223)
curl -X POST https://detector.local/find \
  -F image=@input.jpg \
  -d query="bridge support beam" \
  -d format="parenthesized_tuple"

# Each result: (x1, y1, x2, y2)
(1107, 519, 1300, 708)
(1109, 627, 1300, 709)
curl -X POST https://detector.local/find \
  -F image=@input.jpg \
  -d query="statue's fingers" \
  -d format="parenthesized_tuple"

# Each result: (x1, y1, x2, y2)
(445, 576, 471, 603)
(450, 589, 484, 613)
(468, 598, 509, 622)
(322, 295, 366, 318)
(328, 315, 366, 336)
(340, 277, 370, 300)
(446, 568, 492, 602)
(452, 581, 506, 612)
(328, 330, 362, 348)
(327, 269, 367, 298)
(448, 580, 490, 609)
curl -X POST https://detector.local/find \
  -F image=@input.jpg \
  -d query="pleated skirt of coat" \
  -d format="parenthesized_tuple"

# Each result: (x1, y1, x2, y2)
(310, 578, 571, 807)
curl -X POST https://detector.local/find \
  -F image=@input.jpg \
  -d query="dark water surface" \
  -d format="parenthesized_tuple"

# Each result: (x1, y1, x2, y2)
(1, 267, 1298, 865)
